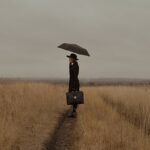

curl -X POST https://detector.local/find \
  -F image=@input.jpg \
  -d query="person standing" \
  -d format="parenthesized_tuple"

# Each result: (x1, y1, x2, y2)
(67, 53, 80, 117)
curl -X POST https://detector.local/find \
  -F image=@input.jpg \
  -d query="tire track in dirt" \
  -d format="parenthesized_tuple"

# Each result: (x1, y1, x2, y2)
(44, 109, 78, 150)
(102, 96, 150, 135)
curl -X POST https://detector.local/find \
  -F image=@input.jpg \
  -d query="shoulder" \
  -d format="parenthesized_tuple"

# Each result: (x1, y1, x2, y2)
(74, 62, 79, 70)
(74, 62, 79, 67)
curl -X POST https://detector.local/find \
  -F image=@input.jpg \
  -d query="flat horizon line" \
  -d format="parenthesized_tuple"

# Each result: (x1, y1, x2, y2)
(0, 77, 150, 85)
(0, 77, 150, 81)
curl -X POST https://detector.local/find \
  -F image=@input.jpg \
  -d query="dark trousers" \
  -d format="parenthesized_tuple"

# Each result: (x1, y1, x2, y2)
(69, 84, 79, 113)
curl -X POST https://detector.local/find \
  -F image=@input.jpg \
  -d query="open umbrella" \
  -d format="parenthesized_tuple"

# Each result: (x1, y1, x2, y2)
(58, 43, 90, 56)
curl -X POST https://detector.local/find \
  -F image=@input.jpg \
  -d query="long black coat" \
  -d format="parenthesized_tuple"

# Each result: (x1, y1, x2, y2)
(69, 62, 80, 92)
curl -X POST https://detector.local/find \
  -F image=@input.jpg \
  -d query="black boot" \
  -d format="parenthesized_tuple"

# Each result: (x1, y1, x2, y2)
(72, 105, 77, 117)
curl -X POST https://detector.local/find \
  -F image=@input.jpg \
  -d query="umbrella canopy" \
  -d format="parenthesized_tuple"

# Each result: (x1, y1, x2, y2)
(58, 43, 90, 56)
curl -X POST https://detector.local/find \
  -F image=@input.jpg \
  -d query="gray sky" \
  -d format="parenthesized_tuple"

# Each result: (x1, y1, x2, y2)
(0, 0, 150, 79)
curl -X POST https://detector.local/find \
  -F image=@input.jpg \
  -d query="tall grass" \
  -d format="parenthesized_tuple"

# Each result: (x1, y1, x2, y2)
(100, 86, 150, 135)
(1, 82, 150, 150)
(0, 82, 67, 150)
(73, 86, 150, 150)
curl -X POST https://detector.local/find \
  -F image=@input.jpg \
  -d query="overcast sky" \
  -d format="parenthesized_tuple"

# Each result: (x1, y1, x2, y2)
(0, 0, 150, 79)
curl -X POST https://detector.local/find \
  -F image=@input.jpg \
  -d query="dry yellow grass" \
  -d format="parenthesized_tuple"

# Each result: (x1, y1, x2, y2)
(1, 82, 150, 150)
(99, 86, 150, 135)
(73, 86, 150, 150)
(0, 82, 67, 150)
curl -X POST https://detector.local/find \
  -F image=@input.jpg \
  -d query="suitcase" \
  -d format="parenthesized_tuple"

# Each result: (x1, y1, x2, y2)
(66, 91, 84, 105)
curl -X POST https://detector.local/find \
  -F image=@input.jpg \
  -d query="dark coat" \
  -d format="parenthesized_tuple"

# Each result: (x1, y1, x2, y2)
(69, 62, 80, 92)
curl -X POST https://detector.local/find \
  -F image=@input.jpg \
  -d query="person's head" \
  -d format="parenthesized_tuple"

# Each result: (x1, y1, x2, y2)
(67, 53, 78, 63)
(69, 57, 75, 63)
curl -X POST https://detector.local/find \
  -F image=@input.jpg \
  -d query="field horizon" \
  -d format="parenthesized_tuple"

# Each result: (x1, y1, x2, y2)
(0, 77, 150, 86)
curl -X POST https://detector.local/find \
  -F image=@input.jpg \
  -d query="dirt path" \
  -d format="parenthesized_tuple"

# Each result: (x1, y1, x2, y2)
(44, 110, 78, 150)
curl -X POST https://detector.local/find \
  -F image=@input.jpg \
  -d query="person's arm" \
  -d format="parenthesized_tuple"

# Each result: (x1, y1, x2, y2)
(72, 64, 79, 91)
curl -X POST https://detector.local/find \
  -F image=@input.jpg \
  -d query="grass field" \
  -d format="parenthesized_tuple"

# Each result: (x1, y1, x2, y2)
(0, 82, 67, 150)
(75, 86, 150, 150)
(0, 82, 150, 150)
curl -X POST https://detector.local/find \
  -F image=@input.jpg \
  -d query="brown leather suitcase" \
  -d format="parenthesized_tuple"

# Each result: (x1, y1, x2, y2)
(66, 91, 84, 105)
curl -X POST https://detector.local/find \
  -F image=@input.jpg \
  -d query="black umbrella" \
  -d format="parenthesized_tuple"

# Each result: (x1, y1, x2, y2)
(58, 43, 90, 56)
